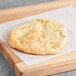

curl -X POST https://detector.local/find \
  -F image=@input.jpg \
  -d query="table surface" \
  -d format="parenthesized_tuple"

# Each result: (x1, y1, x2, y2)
(0, 0, 76, 76)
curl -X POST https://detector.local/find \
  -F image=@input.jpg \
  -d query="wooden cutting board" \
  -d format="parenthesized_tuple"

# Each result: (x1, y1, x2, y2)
(0, 0, 76, 76)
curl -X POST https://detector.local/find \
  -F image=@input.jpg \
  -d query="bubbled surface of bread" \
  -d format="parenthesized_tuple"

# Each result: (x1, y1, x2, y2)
(8, 19, 67, 55)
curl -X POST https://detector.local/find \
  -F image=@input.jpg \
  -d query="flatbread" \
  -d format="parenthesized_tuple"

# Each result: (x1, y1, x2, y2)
(8, 19, 67, 55)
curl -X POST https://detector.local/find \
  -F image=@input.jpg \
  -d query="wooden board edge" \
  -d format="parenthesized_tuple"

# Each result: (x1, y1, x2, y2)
(0, 40, 23, 72)
(17, 52, 76, 76)
(0, 0, 76, 23)
(15, 62, 26, 76)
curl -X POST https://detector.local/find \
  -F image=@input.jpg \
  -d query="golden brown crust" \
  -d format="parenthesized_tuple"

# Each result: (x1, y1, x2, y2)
(8, 19, 67, 55)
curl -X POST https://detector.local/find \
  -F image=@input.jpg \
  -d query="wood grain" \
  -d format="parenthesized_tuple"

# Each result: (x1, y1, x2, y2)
(0, 0, 76, 24)
(0, 0, 76, 76)
(14, 52, 76, 76)
(0, 40, 23, 72)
